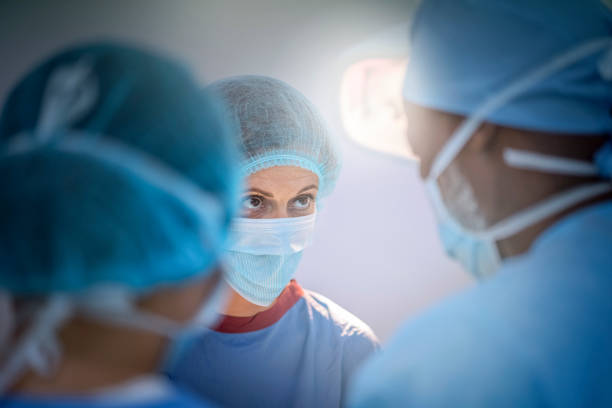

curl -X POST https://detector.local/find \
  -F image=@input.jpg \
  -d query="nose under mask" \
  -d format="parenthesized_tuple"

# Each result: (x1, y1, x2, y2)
(223, 213, 316, 306)
(430, 163, 500, 279)
(439, 164, 488, 231)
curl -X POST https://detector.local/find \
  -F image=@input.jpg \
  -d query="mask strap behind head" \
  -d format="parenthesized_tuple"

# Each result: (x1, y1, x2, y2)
(428, 37, 612, 182)
(0, 295, 73, 393)
(473, 182, 612, 240)
(503, 148, 600, 177)
(0, 279, 228, 395)
(427, 37, 612, 241)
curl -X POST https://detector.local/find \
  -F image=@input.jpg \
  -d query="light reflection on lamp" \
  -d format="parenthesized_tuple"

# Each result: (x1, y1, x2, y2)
(339, 57, 414, 159)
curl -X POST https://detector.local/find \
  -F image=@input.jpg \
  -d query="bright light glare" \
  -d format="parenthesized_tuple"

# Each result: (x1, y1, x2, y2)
(339, 57, 415, 159)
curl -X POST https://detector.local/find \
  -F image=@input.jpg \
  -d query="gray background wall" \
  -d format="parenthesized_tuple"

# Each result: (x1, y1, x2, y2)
(0, 0, 473, 341)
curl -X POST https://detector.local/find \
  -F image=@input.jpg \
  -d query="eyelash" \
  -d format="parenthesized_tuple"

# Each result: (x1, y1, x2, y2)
(243, 195, 266, 210)
(241, 193, 316, 216)
(290, 194, 315, 209)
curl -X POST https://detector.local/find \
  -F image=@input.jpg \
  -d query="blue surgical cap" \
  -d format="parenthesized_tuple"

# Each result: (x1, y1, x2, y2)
(404, 0, 612, 134)
(207, 75, 340, 197)
(0, 43, 241, 295)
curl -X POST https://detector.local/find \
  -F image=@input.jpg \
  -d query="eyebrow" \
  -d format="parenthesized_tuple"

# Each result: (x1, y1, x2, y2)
(297, 184, 318, 194)
(245, 184, 318, 197)
(245, 188, 274, 198)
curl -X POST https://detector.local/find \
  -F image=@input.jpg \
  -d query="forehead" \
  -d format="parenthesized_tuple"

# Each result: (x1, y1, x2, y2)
(246, 166, 319, 190)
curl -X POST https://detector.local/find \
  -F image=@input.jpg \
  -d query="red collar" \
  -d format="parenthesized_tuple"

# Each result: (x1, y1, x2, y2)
(213, 280, 304, 333)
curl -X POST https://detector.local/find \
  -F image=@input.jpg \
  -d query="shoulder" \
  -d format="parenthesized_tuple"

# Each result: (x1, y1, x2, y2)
(0, 383, 219, 408)
(166, 386, 220, 408)
(347, 282, 542, 408)
(303, 289, 380, 342)
(348, 203, 612, 407)
(302, 289, 380, 350)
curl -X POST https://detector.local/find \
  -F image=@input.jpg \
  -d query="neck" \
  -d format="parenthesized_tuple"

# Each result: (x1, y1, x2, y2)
(12, 317, 166, 394)
(498, 191, 612, 258)
(223, 286, 274, 317)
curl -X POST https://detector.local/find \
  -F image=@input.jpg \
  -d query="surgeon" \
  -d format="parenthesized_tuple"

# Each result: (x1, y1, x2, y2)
(0, 42, 241, 407)
(348, 0, 612, 406)
(166, 75, 380, 408)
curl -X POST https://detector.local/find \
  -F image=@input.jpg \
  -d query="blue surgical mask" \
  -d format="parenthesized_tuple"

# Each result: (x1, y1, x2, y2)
(224, 213, 316, 306)
(427, 157, 611, 279)
(425, 39, 612, 279)
(426, 168, 500, 279)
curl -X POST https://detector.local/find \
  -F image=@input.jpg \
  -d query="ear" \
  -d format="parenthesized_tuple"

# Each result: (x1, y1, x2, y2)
(467, 122, 500, 154)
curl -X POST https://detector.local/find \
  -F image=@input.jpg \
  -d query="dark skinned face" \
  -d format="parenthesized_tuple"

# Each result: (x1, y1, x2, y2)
(403, 101, 609, 257)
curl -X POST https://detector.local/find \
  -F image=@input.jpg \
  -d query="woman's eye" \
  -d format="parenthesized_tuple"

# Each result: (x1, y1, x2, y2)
(291, 195, 313, 210)
(242, 195, 264, 210)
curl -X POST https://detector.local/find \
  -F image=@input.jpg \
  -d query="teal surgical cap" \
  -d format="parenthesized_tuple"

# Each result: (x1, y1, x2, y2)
(404, 0, 612, 134)
(0, 43, 241, 295)
(207, 75, 340, 197)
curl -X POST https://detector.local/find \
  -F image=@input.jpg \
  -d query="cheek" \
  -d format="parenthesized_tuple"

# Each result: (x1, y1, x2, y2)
(458, 152, 507, 224)
(438, 162, 488, 229)
(303, 205, 316, 215)
(138, 269, 222, 323)
(404, 118, 428, 157)
(288, 199, 317, 216)
(405, 119, 453, 179)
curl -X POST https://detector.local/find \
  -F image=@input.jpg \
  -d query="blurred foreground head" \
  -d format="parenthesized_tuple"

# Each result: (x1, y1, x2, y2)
(403, 0, 612, 277)
(0, 42, 241, 391)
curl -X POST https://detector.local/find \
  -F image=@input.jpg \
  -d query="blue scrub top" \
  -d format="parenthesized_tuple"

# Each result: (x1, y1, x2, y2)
(167, 280, 380, 408)
(348, 200, 612, 407)
(0, 376, 216, 408)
